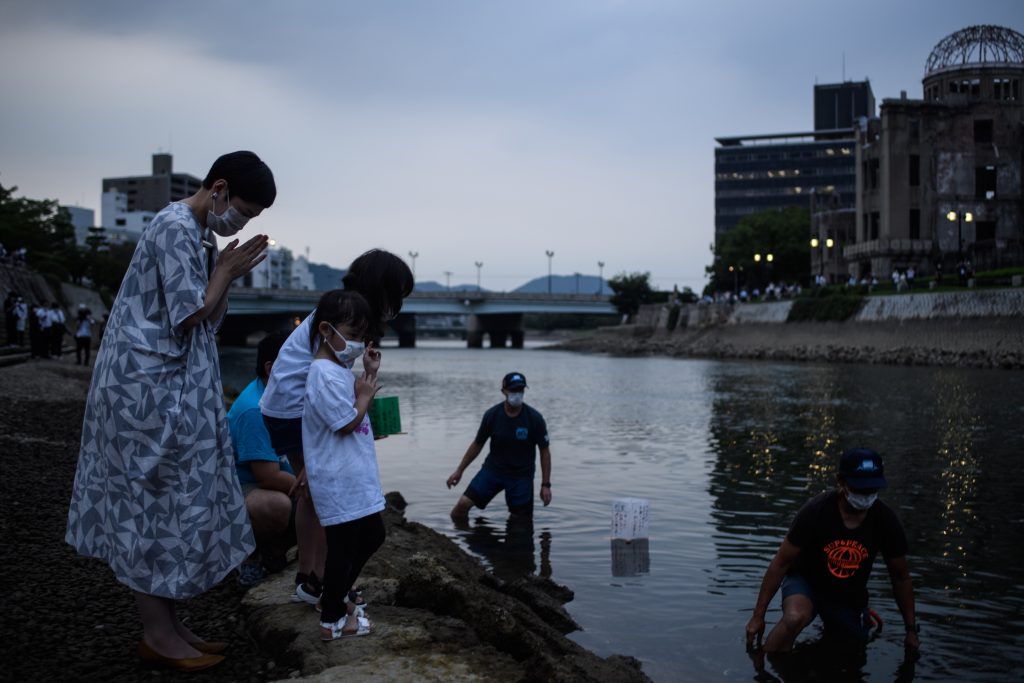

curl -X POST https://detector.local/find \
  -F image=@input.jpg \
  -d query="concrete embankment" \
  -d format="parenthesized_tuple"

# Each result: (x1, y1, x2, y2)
(554, 289, 1024, 369)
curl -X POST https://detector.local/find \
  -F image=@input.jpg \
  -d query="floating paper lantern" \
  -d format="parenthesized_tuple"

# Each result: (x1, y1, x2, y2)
(611, 498, 650, 540)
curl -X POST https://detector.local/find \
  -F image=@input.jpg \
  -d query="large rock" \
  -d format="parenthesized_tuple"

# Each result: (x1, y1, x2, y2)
(242, 500, 651, 683)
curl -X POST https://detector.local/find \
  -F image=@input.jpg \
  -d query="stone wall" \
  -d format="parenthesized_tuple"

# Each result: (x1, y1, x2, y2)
(641, 287, 1024, 335)
(853, 289, 1024, 321)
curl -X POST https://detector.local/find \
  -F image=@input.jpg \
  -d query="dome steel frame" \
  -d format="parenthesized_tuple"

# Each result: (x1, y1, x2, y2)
(925, 25, 1024, 74)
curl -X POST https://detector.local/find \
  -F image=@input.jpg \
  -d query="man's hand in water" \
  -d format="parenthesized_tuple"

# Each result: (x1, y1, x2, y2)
(745, 614, 765, 651)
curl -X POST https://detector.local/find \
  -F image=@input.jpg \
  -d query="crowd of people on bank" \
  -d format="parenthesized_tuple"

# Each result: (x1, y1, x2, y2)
(53, 150, 918, 676)
(3, 292, 104, 364)
(0, 242, 30, 265)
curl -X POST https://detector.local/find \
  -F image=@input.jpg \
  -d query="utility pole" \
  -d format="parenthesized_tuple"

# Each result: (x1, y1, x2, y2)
(444, 270, 452, 291)
(407, 251, 419, 280)
(474, 261, 483, 292)
(545, 250, 555, 294)
(597, 261, 605, 294)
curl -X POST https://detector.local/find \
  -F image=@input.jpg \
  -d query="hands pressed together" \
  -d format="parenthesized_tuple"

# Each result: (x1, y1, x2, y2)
(216, 234, 269, 280)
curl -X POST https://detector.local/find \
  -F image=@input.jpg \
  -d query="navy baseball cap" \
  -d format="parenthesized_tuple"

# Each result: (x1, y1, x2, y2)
(502, 372, 527, 390)
(839, 448, 888, 489)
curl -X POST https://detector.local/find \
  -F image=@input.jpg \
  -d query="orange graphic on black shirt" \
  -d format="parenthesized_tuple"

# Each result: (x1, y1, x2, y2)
(823, 539, 868, 579)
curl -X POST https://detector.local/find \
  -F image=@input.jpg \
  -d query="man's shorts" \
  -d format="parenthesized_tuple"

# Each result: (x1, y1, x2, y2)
(782, 573, 871, 640)
(464, 467, 534, 516)
(263, 415, 303, 458)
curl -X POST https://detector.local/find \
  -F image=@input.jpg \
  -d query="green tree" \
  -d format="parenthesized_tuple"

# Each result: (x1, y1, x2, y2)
(705, 206, 811, 294)
(608, 271, 655, 319)
(0, 182, 78, 281)
(1, 181, 135, 300)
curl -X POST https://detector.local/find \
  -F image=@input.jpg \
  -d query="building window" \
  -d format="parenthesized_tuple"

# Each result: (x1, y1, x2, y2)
(909, 209, 920, 240)
(870, 212, 880, 240)
(115, 218, 126, 226)
(975, 221, 996, 242)
(974, 119, 993, 144)
(975, 166, 997, 200)
(909, 155, 920, 187)
(868, 159, 879, 190)
(993, 78, 1019, 101)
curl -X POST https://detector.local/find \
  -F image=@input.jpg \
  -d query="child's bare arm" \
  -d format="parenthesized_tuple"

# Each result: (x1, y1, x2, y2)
(339, 373, 381, 434)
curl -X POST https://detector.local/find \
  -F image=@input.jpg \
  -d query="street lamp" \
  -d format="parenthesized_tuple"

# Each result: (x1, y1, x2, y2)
(597, 261, 605, 294)
(474, 261, 483, 292)
(946, 210, 973, 261)
(408, 251, 419, 279)
(574, 272, 580, 294)
(443, 270, 452, 291)
(545, 250, 555, 294)
(728, 265, 742, 294)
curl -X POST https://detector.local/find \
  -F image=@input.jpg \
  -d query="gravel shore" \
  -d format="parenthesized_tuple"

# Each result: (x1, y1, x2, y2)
(0, 360, 281, 683)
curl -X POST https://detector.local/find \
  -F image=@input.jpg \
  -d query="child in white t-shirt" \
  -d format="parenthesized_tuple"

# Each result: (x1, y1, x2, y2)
(301, 289, 385, 640)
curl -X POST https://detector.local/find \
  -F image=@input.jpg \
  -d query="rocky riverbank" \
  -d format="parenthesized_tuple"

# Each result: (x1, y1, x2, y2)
(552, 317, 1024, 369)
(0, 359, 649, 683)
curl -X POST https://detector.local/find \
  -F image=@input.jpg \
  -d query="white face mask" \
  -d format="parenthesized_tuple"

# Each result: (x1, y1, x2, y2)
(324, 324, 365, 365)
(845, 489, 877, 511)
(506, 391, 524, 407)
(207, 190, 250, 237)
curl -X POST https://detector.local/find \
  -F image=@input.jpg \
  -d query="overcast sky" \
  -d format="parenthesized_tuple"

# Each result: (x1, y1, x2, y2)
(1, 1, 1019, 290)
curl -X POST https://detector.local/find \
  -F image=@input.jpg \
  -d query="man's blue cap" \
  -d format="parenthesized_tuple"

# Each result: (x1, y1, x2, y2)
(502, 372, 527, 390)
(839, 448, 888, 489)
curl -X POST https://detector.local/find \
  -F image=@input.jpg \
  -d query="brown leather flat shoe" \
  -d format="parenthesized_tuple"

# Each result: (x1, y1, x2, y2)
(138, 640, 225, 672)
(189, 640, 228, 655)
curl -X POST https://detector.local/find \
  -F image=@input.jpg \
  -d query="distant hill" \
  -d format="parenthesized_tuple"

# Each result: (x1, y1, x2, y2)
(306, 269, 605, 295)
(514, 274, 607, 295)
(414, 281, 489, 293)
(308, 263, 346, 291)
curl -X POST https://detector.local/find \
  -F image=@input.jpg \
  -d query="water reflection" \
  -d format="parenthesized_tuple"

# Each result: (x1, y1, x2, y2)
(452, 514, 552, 581)
(611, 539, 650, 577)
(752, 635, 919, 683)
(704, 362, 1024, 679)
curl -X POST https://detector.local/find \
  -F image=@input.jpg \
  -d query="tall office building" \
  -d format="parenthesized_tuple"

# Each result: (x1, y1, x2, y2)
(714, 81, 873, 241)
(101, 154, 202, 234)
(814, 81, 876, 131)
(102, 153, 202, 213)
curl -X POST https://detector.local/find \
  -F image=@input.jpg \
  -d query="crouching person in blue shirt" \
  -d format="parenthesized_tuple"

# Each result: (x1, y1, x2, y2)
(229, 331, 296, 584)
(447, 372, 552, 519)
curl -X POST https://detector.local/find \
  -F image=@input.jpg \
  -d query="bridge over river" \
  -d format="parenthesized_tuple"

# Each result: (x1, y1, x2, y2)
(223, 288, 617, 348)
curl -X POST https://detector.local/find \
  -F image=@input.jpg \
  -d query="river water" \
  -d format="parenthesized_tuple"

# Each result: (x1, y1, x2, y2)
(220, 341, 1024, 682)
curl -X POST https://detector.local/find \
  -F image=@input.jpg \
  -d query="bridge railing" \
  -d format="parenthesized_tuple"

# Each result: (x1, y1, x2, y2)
(229, 287, 611, 302)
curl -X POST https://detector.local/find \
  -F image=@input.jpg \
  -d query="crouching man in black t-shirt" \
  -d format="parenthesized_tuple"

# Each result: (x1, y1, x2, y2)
(745, 448, 920, 654)
(446, 372, 552, 519)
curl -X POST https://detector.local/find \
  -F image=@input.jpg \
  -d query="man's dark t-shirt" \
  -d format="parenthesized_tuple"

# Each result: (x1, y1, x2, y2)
(786, 490, 908, 608)
(475, 403, 549, 477)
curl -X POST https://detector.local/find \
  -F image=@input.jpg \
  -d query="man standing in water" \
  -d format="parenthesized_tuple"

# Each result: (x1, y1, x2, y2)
(447, 372, 552, 519)
(745, 448, 920, 653)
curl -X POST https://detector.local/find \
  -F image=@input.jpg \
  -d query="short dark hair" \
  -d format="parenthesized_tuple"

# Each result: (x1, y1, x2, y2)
(309, 289, 373, 352)
(202, 151, 276, 208)
(255, 331, 289, 381)
(341, 249, 414, 341)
